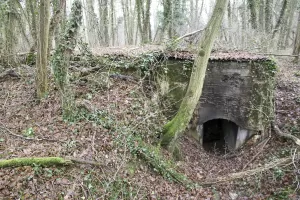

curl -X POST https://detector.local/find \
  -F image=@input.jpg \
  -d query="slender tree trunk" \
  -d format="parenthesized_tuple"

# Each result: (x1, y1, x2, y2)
(293, 11, 300, 62)
(110, 0, 115, 45)
(136, 0, 151, 43)
(144, 0, 151, 42)
(272, 0, 288, 38)
(122, 0, 134, 44)
(161, 0, 229, 150)
(36, 0, 50, 99)
(98, 0, 109, 46)
(247, 0, 258, 29)
(85, 0, 98, 47)
(14, 0, 30, 47)
(189, 0, 194, 32)
(227, 1, 233, 43)
(278, 0, 295, 48)
(48, 0, 66, 53)
(265, 0, 273, 33)
(258, 0, 264, 31)
(284, 0, 297, 47)
(159, 0, 171, 41)
(3, 0, 19, 66)
(26, 0, 38, 52)
(241, 0, 247, 48)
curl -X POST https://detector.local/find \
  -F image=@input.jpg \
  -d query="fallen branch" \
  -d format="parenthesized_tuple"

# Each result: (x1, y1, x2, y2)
(272, 123, 300, 146)
(0, 122, 58, 142)
(174, 29, 204, 42)
(202, 155, 293, 185)
(69, 157, 103, 167)
(242, 137, 271, 170)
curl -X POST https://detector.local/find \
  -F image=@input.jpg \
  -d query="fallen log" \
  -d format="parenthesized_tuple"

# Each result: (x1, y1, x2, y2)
(0, 157, 72, 168)
(0, 157, 104, 168)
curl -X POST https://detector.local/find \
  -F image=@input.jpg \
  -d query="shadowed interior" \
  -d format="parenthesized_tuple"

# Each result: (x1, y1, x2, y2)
(202, 119, 238, 154)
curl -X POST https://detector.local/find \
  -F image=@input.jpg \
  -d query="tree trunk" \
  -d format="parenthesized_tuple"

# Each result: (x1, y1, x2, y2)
(36, 0, 50, 99)
(110, 0, 115, 45)
(278, 0, 295, 48)
(247, 0, 258, 29)
(98, 0, 109, 46)
(293, 11, 300, 63)
(161, 0, 229, 149)
(136, 0, 151, 43)
(265, 0, 273, 33)
(159, 0, 171, 41)
(85, 0, 98, 47)
(3, 0, 18, 66)
(258, 0, 264, 31)
(121, 0, 135, 45)
(26, 0, 38, 52)
(51, 0, 82, 118)
(272, 0, 288, 39)
(48, 0, 66, 53)
(284, 0, 297, 47)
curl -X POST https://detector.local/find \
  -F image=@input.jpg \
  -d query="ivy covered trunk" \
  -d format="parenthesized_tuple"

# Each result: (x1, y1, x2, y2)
(161, 0, 229, 149)
(51, 0, 82, 118)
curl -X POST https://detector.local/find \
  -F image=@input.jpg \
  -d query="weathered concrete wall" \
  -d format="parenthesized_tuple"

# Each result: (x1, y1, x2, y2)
(158, 58, 276, 150)
(197, 61, 253, 129)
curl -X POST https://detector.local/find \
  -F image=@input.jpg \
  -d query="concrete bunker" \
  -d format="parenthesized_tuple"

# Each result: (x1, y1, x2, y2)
(157, 52, 277, 152)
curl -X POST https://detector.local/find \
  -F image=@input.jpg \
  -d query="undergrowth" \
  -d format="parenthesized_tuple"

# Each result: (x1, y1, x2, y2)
(64, 85, 191, 188)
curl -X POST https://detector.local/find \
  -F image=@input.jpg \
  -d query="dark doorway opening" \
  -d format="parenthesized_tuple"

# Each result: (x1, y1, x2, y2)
(202, 119, 238, 154)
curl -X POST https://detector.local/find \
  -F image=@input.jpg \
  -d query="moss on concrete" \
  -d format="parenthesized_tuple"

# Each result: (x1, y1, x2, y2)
(247, 60, 277, 135)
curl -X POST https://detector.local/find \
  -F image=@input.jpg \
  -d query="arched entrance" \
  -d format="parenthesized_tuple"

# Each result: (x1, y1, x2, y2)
(202, 119, 238, 154)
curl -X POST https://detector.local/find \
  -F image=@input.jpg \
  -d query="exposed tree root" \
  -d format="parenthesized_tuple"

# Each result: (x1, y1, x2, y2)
(272, 123, 300, 146)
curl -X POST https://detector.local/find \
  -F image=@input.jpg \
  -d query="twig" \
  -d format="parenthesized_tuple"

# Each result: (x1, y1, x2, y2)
(0, 123, 37, 141)
(242, 137, 271, 170)
(69, 157, 103, 167)
(0, 122, 59, 142)
(174, 29, 204, 42)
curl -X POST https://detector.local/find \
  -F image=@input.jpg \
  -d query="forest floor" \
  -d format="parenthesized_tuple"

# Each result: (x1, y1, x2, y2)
(0, 55, 300, 199)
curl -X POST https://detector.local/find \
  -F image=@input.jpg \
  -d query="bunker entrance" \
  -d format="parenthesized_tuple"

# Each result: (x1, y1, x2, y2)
(202, 119, 238, 154)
